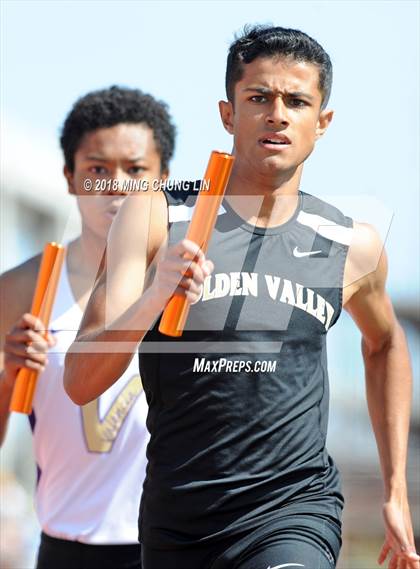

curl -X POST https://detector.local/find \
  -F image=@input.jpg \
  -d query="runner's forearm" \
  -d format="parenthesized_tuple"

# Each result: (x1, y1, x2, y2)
(362, 322, 412, 500)
(64, 286, 166, 405)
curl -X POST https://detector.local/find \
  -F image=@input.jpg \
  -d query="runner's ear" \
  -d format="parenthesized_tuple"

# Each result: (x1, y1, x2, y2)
(219, 100, 234, 135)
(315, 109, 334, 140)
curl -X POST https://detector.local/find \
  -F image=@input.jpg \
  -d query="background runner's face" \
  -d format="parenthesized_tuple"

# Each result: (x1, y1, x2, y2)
(65, 123, 165, 239)
(220, 56, 333, 178)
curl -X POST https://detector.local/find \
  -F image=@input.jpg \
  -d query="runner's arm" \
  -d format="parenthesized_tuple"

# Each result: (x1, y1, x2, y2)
(0, 258, 51, 445)
(344, 223, 419, 567)
(64, 192, 213, 405)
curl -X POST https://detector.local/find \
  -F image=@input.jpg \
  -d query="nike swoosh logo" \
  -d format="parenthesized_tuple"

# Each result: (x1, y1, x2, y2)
(267, 564, 305, 569)
(293, 246, 322, 258)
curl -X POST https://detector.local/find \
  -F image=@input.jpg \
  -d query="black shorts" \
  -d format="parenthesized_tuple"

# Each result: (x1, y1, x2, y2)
(142, 512, 342, 569)
(36, 532, 142, 569)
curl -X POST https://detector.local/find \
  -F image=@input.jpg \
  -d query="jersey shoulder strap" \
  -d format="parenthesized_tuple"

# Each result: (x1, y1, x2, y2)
(298, 191, 353, 248)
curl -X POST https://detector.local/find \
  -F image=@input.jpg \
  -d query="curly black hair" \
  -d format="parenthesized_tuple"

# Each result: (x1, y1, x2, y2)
(226, 25, 333, 109)
(60, 86, 176, 172)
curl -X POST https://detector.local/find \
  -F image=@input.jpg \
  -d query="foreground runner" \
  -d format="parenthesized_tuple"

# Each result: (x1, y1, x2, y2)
(65, 27, 419, 569)
(0, 86, 175, 568)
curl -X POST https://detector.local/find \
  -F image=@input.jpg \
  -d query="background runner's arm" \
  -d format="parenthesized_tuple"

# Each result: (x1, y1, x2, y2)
(0, 258, 48, 445)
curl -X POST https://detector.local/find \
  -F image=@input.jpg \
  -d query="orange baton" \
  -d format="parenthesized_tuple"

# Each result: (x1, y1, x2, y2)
(9, 242, 65, 414)
(159, 150, 234, 337)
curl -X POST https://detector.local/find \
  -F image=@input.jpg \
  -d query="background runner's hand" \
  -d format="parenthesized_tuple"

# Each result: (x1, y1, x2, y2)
(378, 499, 420, 569)
(151, 239, 214, 305)
(2, 313, 56, 388)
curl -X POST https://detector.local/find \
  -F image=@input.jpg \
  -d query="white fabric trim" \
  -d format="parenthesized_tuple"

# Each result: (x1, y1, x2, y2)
(169, 203, 226, 223)
(297, 211, 353, 246)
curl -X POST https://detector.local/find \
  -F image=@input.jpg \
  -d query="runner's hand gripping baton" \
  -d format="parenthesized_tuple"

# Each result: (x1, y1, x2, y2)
(9, 242, 65, 414)
(159, 150, 235, 337)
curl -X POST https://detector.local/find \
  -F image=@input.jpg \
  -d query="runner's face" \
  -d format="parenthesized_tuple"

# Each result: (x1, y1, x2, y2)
(65, 123, 166, 239)
(219, 56, 333, 177)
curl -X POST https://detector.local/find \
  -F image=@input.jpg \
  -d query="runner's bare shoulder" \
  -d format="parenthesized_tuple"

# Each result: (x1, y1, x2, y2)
(0, 253, 42, 337)
(108, 190, 168, 267)
(344, 221, 386, 297)
(100, 190, 169, 323)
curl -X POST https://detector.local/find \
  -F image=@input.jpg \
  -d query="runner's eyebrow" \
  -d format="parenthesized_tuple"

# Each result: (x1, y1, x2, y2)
(85, 155, 109, 161)
(243, 87, 314, 101)
(126, 156, 146, 162)
(287, 91, 314, 101)
(85, 155, 146, 162)
(242, 87, 273, 95)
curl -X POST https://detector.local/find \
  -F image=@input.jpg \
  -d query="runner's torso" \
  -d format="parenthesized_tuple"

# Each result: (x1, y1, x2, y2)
(139, 189, 353, 548)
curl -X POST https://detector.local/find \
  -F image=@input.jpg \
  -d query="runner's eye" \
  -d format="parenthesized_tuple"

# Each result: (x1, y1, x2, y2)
(249, 95, 267, 103)
(89, 166, 108, 174)
(288, 98, 307, 108)
(128, 166, 146, 175)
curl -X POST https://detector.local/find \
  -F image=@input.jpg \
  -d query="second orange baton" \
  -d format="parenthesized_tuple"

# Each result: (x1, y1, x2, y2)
(159, 151, 235, 337)
(9, 242, 65, 414)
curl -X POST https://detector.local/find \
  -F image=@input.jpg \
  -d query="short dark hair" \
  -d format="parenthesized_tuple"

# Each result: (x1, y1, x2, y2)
(60, 86, 176, 172)
(226, 25, 333, 109)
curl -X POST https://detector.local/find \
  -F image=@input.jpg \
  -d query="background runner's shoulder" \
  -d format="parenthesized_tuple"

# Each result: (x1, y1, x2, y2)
(0, 253, 42, 333)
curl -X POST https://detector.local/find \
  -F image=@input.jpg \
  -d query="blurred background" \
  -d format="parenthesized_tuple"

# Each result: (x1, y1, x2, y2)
(0, 1, 419, 567)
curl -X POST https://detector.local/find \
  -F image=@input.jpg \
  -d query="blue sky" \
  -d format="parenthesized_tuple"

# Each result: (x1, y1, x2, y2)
(1, 0, 419, 302)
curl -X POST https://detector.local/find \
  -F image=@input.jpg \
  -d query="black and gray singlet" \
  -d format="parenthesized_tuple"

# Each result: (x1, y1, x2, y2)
(138, 189, 353, 550)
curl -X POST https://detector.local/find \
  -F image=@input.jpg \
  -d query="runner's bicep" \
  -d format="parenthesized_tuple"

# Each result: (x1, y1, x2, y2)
(104, 194, 154, 322)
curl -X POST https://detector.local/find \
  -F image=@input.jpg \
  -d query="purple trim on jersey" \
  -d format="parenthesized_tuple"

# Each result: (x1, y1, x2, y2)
(28, 411, 42, 485)
(28, 410, 36, 431)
